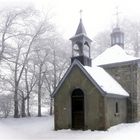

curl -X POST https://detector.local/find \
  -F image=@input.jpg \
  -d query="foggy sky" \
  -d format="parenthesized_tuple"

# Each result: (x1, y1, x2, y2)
(0, 0, 140, 39)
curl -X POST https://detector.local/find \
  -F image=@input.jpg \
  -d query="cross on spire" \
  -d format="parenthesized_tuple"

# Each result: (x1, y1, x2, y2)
(115, 6, 120, 27)
(80, 9, 83, 19)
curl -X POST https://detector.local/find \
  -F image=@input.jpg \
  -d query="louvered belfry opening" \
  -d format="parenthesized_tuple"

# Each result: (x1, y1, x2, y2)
(71, 89, 84, 129)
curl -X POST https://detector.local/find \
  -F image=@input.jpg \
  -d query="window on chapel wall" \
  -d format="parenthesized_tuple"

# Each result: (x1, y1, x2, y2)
(115, 102, 119, 113)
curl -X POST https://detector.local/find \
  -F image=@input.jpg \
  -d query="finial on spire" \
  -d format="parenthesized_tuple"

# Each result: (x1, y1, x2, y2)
(80, 9, 83, 19)
(115, 6, 120, 27)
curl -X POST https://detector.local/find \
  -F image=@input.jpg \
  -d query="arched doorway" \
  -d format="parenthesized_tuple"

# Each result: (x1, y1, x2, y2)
(71, 88, 84, 129)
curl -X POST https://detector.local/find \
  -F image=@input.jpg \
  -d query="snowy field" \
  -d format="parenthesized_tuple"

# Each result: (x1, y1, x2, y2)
(0, 116, 140, 140)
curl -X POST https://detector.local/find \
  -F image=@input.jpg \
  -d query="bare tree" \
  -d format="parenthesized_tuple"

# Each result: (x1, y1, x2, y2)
(122, 18, 140, 56)
(91, 30, 110, 58)
(0, 94, 13, 118)
(0, 6, 71, 118)
(1, 7, 55, 118)
(44, 37, 70, 115)
(34, 46, 50, 117)
(25, 64, 37, 116)
(0, 7, 37, 63)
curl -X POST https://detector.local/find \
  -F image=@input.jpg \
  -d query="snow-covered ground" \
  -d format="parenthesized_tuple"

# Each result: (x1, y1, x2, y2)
(0, 116, 140, 140)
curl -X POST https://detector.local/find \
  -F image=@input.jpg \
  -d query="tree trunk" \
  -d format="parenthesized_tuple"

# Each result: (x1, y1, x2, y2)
(38, 84, 41, 117)
(21, 97, 26, 117)
(38, 65, 42, 117)
(14, 88, 19, 118)
(49, 50, 55, 116)
(50, 97, 53, 115)
(27, 96, 30, 117)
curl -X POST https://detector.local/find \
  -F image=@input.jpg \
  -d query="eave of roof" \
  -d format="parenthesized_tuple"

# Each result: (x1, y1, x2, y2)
(99, 58, 140, 68)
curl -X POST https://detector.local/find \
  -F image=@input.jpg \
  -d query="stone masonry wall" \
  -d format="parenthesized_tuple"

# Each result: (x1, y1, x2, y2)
(101, 61, 139, 122)
(54, 65, 106, 130)
(136, 62, 140, 120)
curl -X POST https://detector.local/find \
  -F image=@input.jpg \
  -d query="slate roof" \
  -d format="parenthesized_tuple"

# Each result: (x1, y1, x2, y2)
(75, 19, 87, 35)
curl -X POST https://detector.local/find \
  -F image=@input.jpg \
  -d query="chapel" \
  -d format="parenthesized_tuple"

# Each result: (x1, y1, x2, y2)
(52, 15, 140, 130)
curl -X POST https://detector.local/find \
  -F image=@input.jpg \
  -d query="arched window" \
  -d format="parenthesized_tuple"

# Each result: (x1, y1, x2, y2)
(73, 44, 80, 56)
(83, 44, 89, 57)
(83, 42, 90, 57)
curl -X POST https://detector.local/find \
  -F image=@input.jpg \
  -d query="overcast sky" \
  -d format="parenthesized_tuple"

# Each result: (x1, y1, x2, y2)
(1, 0, 140, 39)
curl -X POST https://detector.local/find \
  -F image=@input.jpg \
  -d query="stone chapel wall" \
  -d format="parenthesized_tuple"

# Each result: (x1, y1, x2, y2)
(136, 62, 140, 120)
(101, 61, 139, 122)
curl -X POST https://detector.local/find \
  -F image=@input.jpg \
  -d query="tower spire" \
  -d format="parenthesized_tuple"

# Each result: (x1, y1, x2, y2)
(110, 7, 124, 48)
(75, 10, 86, 35)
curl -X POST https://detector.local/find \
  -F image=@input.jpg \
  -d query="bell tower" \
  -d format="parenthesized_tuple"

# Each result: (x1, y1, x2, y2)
(70, 10, 92, 67)
(111, 7, 124, 48)
(111, 27, 124, 48)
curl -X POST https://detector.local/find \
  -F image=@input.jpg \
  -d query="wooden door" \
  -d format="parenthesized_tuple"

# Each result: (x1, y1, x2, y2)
(71, 89, 84, 129)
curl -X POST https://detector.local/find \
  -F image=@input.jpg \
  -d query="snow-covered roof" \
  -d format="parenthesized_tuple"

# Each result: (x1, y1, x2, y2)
(93, 44, 139, 66)
(52, 60, 129, 97)
(84, 65, 129, 96)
